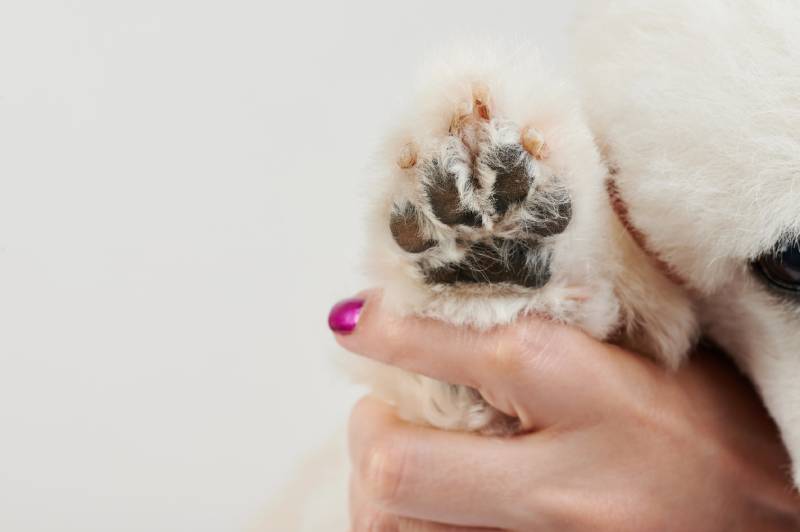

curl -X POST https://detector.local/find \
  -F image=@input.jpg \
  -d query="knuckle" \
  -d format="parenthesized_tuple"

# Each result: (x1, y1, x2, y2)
(359, 436, 411, 510)
(348, 396, 375, 446)
(486, 325, 533, 377)
(349, 395, 375, 425)
(484, 320, 580, 391)
(522, 320, 565, 359)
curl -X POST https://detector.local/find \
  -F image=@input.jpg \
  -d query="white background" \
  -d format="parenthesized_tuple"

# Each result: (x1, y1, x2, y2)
(0, 1, 574, 530)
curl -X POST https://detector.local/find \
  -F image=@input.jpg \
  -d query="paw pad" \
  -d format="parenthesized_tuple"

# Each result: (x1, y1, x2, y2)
(483, 144, 532, 216)
(425, 238, 551, 289)
(423, 159, 483, 228)
(389, 113, 570, 290)
(389, 204, 436, 254)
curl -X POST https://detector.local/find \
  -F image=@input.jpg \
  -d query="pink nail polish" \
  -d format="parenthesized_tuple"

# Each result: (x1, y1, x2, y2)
(328, 298, 364, 334)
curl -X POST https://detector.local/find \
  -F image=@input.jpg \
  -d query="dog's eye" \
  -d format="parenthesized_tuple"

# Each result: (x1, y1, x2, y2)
(755, 244, 800, 292)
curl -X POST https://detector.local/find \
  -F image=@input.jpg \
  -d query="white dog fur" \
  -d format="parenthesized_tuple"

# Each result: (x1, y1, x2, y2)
(270, 1, 800, 528)
(573, 0, 800, 486)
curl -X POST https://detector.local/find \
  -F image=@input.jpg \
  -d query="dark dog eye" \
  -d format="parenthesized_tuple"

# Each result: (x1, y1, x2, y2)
(755, 244, 800, 292)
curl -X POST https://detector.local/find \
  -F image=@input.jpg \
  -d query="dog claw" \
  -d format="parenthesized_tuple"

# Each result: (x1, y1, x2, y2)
(449, 85, 492, 134)
(521, 126, 549, 160)
(397, 143, 417, 169)
(472, 83, 491, 121)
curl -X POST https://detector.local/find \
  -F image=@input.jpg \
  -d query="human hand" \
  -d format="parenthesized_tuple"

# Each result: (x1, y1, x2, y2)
(333, 290, 800, 531)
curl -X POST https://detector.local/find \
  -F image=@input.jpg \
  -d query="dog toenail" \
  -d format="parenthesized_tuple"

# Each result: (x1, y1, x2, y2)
(472, 83, 491, 120)
(521, 127, 549, 160)
(397, 144, 417, 169)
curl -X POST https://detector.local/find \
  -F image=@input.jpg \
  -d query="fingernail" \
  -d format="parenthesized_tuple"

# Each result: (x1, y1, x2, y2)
(328, 298, 364, 334)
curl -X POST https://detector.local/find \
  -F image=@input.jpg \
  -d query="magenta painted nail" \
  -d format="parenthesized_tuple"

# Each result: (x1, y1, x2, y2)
(328, 298, 364, 334)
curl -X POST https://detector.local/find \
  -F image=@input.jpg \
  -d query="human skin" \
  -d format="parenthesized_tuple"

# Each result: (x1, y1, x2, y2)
(332, 290, 800, 531)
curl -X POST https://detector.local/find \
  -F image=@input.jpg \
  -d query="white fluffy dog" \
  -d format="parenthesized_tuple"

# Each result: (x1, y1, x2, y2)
(274, 1, 800, 528)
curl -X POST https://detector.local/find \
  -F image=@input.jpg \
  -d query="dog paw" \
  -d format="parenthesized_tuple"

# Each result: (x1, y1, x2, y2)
(371, 82, 585, 433)
(387, 84, 573, 294)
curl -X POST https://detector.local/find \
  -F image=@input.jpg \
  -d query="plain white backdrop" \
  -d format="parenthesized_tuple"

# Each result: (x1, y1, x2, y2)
(0, 1, 575, 530)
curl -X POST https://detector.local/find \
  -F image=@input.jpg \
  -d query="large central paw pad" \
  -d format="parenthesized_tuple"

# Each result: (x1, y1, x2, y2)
(388, 100, 572, 291)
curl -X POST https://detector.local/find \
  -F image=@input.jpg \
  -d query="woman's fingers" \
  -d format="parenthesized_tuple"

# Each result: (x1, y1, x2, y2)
(333, 289, 507, 390)
(333, 290, 656, 428)
(348, 396, 550, 529)
(350, 478, 504, 532)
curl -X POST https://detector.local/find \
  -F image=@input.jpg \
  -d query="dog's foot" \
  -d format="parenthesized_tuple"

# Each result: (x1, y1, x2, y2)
(372, 83, 581, 433)
(388, 86, 572, 297)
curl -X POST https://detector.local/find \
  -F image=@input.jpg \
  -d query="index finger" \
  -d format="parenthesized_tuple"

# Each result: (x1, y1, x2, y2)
(329, 289, 648, 426)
